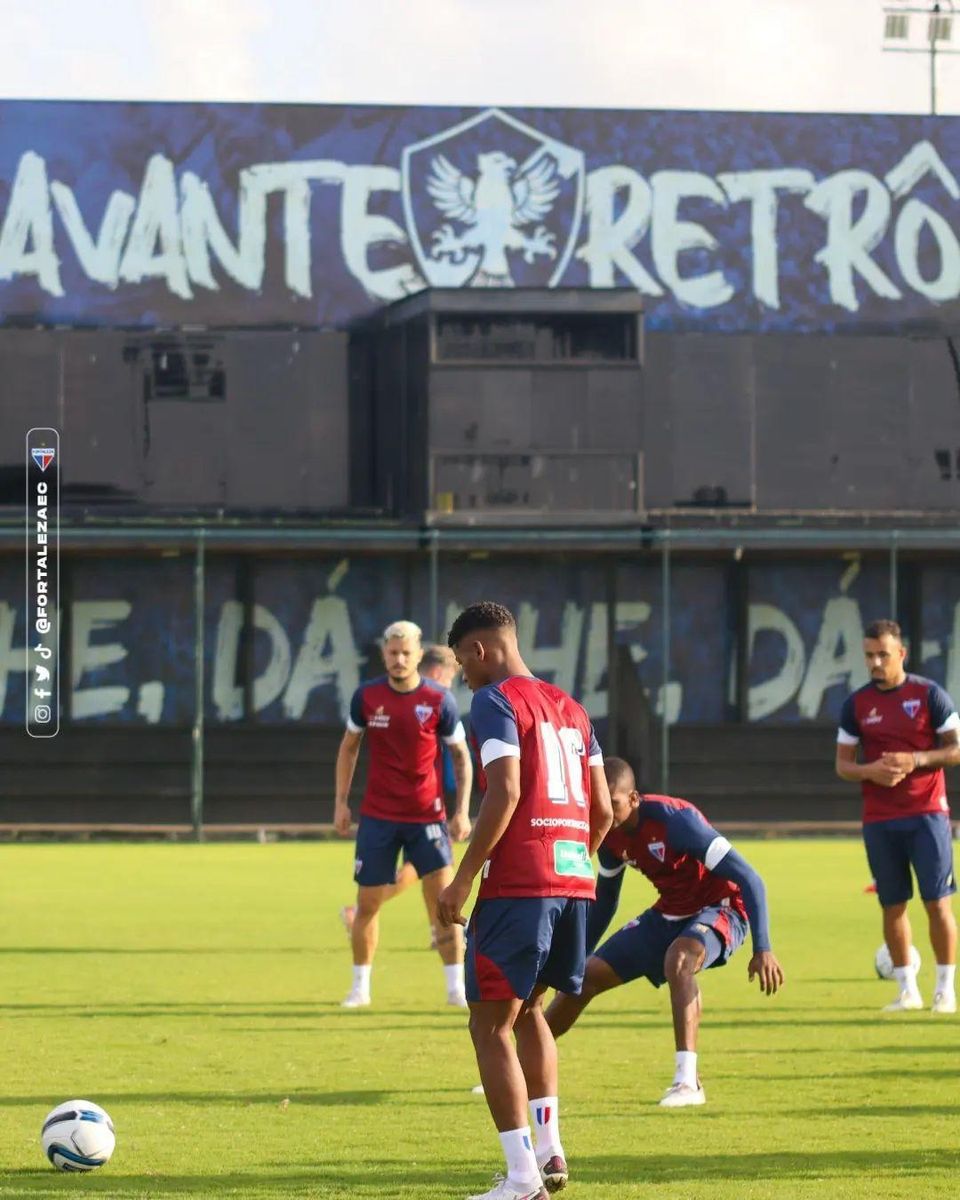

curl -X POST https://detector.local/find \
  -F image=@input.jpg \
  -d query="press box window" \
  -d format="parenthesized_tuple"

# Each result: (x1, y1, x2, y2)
(435, 314, 639, 363)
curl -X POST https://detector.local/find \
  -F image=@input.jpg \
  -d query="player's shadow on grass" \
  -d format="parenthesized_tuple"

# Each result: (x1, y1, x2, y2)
(8, 1148, 953, 1193)
(572, 1146, 957, 1184)
(788, 1103, 960, 1117)
(2, 1163, 490, 1195)
(588, 1015, 885, 1031)
(0, 946, 313, 955)
(0, 1087, 468, 1109)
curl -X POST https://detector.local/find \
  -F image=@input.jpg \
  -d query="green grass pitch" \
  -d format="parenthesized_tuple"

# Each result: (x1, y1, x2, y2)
(0, 839, 956, 1199)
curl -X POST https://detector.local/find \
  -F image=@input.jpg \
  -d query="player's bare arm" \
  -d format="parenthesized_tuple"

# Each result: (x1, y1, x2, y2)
(447, 740, 474, 842)
(835, 742, 907, 789)
(883, 728, 960, 773)
(588, 764, 614, 854)
(436, 755, 521, 927)
(333, 729, 363, 836)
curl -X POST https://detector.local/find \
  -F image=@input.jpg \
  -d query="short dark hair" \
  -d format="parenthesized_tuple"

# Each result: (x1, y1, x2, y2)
(447, 601, 516, 648)
(604, 756, 636, 792)
(864, 618, 902, 642)
(421, 644, 456, 671)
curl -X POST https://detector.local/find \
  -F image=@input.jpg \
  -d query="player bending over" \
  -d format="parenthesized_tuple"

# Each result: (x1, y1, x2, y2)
(438, 601, 613, 1199)
(334, 620, 473, 1009)
(545, 757, 783, 1108)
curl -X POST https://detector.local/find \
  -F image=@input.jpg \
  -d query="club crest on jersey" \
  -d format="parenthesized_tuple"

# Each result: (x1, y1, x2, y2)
(902, 699, 922, 719)
(401, 107, 585, 289)
(414, 703, 433, 725)
(648, 841, 666, 862)
(863, 707, 883, 725)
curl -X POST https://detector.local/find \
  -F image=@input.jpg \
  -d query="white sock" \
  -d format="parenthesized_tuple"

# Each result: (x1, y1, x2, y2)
(529, 1096, 562, 1164)
(498, 1127, 540, 1190)
(443, 963, 464, 995)
(352, 964, 371, 997)
(935, 963, 956, 995)
(674, 1050, 698, 1089)
(893, 964, 920, 995)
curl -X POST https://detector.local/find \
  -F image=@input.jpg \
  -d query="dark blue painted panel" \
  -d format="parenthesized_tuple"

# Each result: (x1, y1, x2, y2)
(1, 101, 959, 332)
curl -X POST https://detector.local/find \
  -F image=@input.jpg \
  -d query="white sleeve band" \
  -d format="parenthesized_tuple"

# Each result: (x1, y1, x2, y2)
(836, 728, 859, 746)
(588, 752, 604, 767)
(442, 721, 467, 745)
(346, 717, 364, 734)
(704, 835, 732, 872)
(597, 862, 627, 878)
(480, 738, 521, 768)
(936, 711, 960, 735)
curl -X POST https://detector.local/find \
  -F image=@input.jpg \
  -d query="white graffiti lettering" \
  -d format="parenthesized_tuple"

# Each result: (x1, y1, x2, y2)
(0, 139, 958, 314)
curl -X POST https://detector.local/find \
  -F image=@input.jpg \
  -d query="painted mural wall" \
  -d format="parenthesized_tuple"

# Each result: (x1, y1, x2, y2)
(1, 554, 958, 727)
(1, 103, 960, 332)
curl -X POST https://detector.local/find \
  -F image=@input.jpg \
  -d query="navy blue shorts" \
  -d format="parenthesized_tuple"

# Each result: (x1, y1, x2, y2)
(465, 897, 588, 1003)
(594, 904, 748, 988)
(353, 815, 453, 887)
(863, 812, 957, 906)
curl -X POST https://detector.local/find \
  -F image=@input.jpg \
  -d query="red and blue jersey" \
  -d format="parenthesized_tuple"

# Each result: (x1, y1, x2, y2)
(599, 795, 748, 922)
(470, 675, 603, 900)
(838, 674, 959, 823)
(347, 676, 465, 823)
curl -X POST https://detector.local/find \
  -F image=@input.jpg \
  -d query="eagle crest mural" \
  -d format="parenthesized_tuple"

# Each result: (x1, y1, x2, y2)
(401, 108, 585, 289)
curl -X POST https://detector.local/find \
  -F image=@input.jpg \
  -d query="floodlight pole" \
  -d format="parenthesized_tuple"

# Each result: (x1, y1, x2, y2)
(883, 0, 960, 115)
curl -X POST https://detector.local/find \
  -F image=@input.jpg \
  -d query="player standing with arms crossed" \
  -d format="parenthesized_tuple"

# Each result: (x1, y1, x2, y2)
(836, 618, 960, 1013)
(438, 602, 613, 1199)
(335, 620, 473, 1009)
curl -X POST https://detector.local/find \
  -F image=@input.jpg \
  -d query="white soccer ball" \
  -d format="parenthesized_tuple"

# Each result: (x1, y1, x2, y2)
(874, 943, 921, 980)
(41, 1100, 115, 1171)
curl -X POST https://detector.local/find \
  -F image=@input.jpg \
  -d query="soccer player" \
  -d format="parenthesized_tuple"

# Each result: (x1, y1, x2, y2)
(437, 601, 613, 1200)
(334, 620, 473, 1009)
(835, 618, 960, 1013)
(339, 644, 471, 945)
(545, 757, 782, 1107)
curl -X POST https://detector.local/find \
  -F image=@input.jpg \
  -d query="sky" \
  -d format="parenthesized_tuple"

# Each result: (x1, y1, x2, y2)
(1, 0, 960, 115)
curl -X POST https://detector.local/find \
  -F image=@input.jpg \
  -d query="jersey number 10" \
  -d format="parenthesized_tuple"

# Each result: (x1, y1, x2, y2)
(539, 722, 586, 808)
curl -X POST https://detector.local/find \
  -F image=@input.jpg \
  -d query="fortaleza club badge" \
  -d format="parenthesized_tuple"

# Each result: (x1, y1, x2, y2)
(903, 699, 922, 718)
(31, 447, 55, 471)
(414, 703, 432, 724)
(401, 108, 585, 289)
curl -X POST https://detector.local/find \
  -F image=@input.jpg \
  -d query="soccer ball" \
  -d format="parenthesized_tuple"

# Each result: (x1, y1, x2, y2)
(874, 943, 921, 981)
(41, 1100, 115, 1171)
